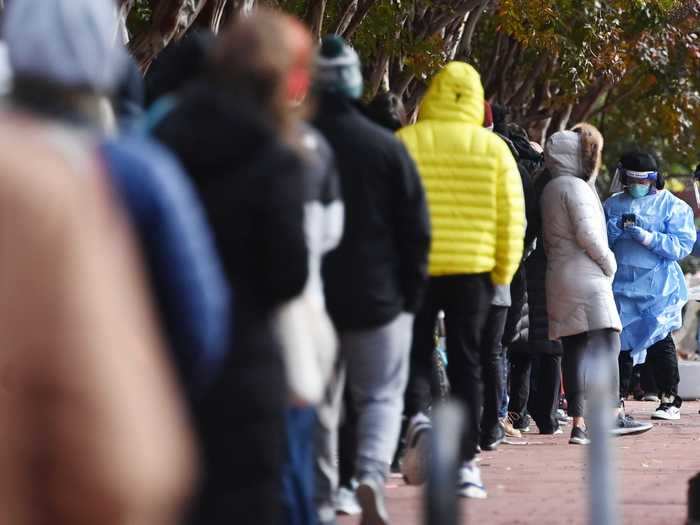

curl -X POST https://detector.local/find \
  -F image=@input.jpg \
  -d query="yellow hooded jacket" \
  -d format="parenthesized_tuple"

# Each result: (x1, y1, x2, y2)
(397, 62, 525, 285)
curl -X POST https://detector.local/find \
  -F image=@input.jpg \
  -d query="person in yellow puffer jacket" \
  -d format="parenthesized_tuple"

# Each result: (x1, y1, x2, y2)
(398, 62, 525, 500)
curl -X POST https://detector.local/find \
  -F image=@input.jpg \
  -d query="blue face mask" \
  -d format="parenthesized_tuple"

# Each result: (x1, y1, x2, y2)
(628, 184, 651, 199)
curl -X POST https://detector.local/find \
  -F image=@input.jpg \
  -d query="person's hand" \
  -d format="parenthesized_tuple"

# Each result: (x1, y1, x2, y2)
(628, 226, 653, 247)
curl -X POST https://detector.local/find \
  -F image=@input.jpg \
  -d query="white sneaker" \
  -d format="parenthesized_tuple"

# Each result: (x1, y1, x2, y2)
(401, 412, 431, 486)
(651, 404, 681, 420)
(356, 477, 389, 525)
(335, 485, 361, 516)
(457, 461, 487, 499)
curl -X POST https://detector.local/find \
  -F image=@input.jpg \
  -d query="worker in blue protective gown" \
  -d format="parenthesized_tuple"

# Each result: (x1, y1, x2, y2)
(604, 151, 696, 421)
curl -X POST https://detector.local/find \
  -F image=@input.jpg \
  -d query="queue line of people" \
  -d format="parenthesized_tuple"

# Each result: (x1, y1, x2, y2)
(0, 2, 696, 525)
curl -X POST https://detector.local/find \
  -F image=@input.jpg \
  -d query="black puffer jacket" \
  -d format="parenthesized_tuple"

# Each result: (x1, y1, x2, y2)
(517, 168, 562, 354)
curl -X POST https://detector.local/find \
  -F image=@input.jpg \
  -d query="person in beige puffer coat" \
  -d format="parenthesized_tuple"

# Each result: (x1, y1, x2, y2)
(540, 124, 623, 445)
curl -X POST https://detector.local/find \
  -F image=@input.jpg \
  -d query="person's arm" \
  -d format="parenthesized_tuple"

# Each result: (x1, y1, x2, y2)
(394, 142, 431, 313)
(628, 200, 697, 260)
(318, 141, 344, 255)
(492, 145, 526, 285)
(566, 182, 616, 277)
(604, 201, 627, 248)
(259, 152, 310, 306)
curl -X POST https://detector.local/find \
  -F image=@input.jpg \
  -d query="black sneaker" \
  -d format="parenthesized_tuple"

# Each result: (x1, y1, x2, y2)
(509, 412, 531, 433)
(651, 395, 682, 421)
(569, 426, 590, 445)
(480, 423, 505, 451)
(610, 414, 653, 436)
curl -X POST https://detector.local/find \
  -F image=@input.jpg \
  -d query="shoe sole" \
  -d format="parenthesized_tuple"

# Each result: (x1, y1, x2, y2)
(336, 503, 362, 516)
(457, 484, 488, 499)
(357, 483, 389, 525)
(569, 437, 590, 445)
(611, 424, 653, 436)
(481, 433, 505, 451)
(651, 413, 680, 421)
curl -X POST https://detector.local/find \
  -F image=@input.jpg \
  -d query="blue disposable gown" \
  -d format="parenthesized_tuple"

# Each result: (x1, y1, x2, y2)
(604, 190, 696, 364)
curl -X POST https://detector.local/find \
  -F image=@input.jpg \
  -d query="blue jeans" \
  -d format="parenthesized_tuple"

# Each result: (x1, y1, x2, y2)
(283, 407, 317, 525)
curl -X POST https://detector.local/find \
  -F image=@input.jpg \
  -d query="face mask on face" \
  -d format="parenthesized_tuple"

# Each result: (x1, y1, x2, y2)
(628, 184, 651, 198)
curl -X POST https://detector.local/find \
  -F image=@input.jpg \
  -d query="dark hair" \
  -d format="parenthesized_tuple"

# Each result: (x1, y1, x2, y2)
(619, 150, 664, 190)
(145, 30, 215, 106)
(366, 92, 406, 131)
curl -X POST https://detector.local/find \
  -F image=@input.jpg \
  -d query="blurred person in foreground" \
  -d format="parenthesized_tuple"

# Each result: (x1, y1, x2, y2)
(273, 14, 345, 525)
(3, 0, 231, 402)
(397, 62, 525, 499)
(0, 1, 196, 522)
(605, 151, 696, 421)
(312, 35, 431, 525)
(153, 9, 310, 525)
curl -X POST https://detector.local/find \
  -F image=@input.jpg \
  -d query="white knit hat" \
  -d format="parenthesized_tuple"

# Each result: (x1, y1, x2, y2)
(3, 0, 127, 92)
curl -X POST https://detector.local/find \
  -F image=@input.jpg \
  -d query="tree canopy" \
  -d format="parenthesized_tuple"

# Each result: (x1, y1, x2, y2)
(116, 1, 700, 173)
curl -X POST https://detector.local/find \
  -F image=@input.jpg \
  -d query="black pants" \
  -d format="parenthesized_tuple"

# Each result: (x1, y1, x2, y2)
(508, 344, 562, 433)
(405, 274, 493, 461)
(338, 388, 358, 489)
(562, 329, 620, 418)
(479, 305, 508, 435)
(619, 334, 679, 399)
(189, 319, 286, 525)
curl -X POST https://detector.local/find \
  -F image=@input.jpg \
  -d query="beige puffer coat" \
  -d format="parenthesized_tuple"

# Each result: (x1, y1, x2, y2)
(541, 127, 622, 340)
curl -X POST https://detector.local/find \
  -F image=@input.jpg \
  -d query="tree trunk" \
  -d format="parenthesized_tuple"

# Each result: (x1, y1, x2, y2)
(332, 0, 359, 35)
(304, 0, 327, 41)
(129, 0, 198, 71)
(194, 0, 229, 33)
(548, 103, 573, 135)
(343, 0, 377, 40)
(456, 0, 490, 59)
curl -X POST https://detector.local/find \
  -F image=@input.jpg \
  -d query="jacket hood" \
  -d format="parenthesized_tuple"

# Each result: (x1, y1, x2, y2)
(418, 62, 484, 125)
(156, 82, 277, 182)
(544, 124, 603, 183)
(545, 125, 603, 183)
(3, 0, 127, 92)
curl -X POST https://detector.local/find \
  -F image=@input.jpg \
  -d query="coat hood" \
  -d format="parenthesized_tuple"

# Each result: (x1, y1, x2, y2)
(418, 62, 484, 125)
(545, 124, 603, 183)
(3, 0, 126, 92)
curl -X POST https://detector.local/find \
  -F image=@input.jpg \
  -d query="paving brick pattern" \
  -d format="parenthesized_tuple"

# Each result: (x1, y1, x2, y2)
(339, 401, 700, 525)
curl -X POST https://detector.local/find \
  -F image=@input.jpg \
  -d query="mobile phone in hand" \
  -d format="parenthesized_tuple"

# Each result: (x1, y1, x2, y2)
(622, 213, 636, 229)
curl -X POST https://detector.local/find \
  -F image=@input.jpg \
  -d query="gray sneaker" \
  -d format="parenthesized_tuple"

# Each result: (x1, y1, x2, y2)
(610, 414, 653, 436)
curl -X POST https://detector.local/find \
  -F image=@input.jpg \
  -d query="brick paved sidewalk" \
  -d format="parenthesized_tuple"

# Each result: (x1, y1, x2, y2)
(339, 401, 700, 525)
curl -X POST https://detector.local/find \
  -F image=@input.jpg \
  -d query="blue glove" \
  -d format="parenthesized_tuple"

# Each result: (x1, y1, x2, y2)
(628, 226, 653, 247)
